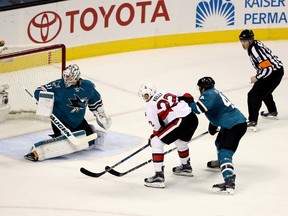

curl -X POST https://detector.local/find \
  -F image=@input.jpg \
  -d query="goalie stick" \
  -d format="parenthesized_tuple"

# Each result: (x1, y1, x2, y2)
(15, 78, 97, 145)
(49, 114, 96, 145)
(80, 143, 150, 177)
(107, 131, 209, 177)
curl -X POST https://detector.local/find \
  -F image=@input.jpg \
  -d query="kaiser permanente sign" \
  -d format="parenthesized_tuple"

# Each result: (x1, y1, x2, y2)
(244, 0, 287, 24)
(0, 0, 287, 60)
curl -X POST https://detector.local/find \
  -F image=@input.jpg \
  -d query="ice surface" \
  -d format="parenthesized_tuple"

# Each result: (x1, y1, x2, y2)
(0, 41, 288, 216)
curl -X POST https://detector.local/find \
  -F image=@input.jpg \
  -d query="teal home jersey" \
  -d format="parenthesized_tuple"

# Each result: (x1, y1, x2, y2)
(190, 88, 246, 129)
(34, 79, 102, 127)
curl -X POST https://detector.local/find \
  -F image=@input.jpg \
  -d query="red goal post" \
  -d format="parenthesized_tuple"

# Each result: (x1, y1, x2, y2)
(0, 44, 66, 117)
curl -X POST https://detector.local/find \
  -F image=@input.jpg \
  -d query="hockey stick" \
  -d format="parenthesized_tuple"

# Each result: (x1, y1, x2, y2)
(15, 78, 97, 145)
(49, 114, 96, 145)
(106, 131, 209, 177)
(80, 143, 150, 177)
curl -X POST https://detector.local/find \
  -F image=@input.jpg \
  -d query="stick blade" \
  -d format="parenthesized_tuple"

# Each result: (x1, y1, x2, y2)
(80, 167, 105, 178)
(106, 166, 126, 177)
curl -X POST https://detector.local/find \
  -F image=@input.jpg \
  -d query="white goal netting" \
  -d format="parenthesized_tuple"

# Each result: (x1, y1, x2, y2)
(0, 44, 66, 119)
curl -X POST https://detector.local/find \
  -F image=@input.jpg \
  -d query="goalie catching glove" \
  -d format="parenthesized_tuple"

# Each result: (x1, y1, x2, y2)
(93, 106, 112, 130)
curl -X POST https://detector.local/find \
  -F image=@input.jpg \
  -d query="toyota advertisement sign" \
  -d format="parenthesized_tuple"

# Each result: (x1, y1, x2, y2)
(0, 0, 287, 49)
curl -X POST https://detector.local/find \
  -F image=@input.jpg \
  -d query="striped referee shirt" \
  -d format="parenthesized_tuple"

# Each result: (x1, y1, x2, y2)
(248, 40, 283, 79)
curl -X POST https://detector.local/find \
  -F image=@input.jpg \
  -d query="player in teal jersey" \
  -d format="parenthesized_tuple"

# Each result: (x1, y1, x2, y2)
(189, 77, 247, 194)
(25, 64, 111, 162)
(34, 64, 111, 140)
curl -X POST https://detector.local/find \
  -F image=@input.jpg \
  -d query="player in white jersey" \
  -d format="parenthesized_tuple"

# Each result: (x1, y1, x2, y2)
(138, 83, 198, 188)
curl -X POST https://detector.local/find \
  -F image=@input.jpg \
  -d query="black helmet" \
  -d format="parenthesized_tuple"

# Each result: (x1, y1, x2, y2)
(197, 77, 215, 90)
(239, 29, 254, 40)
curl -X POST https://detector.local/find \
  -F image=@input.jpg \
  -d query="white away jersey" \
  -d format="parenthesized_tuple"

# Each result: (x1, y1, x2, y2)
(145, 90, 191, 132)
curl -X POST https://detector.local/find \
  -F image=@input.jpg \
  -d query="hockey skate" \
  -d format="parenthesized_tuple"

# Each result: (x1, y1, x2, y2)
(212, 174, 236, 195)
(24, 151, 38, 162)
(247, 121, 257, 132)
(172, 159, 193, 176)
(207, 160, 220, 169)
(260, 111, 279, 120)
(144, 167, 165, 188)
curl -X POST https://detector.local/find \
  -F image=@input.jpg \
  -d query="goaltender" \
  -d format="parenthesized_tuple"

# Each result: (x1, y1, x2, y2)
(24, 64, 111, 161)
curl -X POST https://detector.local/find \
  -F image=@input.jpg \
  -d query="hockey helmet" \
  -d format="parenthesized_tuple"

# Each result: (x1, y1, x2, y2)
(239, 29, 254, 41)
(197, 77, 215, 92)
(63, 64, 81, 87)
(138, 83, 157, 102)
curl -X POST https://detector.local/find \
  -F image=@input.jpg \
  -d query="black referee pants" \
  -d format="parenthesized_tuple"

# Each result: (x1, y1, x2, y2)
(247, 67, 284, 123)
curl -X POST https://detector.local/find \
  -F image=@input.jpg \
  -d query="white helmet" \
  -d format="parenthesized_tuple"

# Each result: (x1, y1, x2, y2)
(138, 83, 157, 102)
(63, 64, 81, 87)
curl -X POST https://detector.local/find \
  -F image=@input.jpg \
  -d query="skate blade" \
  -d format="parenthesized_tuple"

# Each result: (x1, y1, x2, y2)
(247, 126, 257, 132)
(144, 182, 165, 188)
(24, 156, 38, 162)
(261, 116, 279, 120)
(173, 172, 194, 177)
(212, 187, 234, 195)
(207, 166, 220, 169)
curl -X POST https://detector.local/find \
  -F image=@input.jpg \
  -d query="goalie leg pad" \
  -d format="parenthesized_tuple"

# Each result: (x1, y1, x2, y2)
(30, 130, 89, 161)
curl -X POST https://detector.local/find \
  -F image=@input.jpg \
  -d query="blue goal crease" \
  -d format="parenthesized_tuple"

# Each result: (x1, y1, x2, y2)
(0, 130, 142, 161)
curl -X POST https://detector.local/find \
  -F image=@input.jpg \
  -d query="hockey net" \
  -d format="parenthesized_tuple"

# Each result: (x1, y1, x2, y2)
(0, 44, 66, 119)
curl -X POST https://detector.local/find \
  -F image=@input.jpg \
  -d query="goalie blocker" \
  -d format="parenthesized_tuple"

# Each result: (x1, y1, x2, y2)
(24, 125, 106, 162)
(36, 91, 54, 117)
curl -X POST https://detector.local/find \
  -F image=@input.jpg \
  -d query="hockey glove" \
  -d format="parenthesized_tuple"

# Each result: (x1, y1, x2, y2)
(178, 93, 194, 105)
(93, 107, 112, 130)
(208, 122, 219, 135)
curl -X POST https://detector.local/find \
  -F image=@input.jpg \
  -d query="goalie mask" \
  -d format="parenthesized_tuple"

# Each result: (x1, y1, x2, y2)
(138, 83, 157, 102)
(63, 64, 81, 87)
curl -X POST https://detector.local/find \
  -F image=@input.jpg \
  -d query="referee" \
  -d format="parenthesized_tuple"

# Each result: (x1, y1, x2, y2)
(239, 29, 284, 131)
